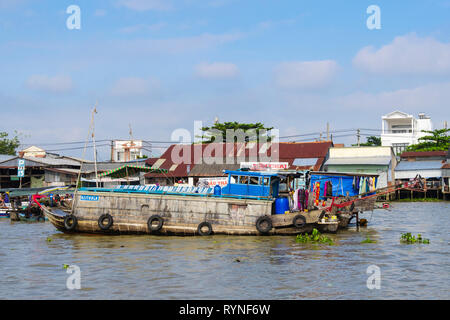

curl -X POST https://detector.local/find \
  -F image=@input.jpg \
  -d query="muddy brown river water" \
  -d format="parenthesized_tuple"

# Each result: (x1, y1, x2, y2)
(0, 202, 448, 299)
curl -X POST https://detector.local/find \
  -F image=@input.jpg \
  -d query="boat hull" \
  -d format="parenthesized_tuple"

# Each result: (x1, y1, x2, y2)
(43, 191, 339, 236)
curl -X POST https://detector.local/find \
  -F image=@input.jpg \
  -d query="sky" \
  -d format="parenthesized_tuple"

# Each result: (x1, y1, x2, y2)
(0, 0, 449, 160)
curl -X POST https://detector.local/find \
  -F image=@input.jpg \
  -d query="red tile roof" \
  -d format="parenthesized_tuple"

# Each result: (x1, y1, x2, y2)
(144, 141, 332, 178)
(400, 151, 447, 158)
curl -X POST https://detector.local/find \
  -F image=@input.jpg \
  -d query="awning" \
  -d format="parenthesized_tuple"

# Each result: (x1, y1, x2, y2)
(98, 165, 168, 179)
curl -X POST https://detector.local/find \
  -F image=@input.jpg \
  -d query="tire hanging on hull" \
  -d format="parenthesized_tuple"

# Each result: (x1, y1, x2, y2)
(98, 214, 113, 231)
(255, 216, 272, 234)
(147, 215, 164, 233)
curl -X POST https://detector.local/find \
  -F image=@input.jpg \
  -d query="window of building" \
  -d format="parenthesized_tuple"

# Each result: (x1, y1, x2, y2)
(391, 125, 412, 134)
(392, 143, 408, 155)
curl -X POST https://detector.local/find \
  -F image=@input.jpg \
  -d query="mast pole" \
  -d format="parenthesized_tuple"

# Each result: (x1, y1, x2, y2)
(92, 103, 99, 188)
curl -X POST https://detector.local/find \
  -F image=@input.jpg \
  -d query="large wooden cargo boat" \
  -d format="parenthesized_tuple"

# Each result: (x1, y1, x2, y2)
(43, 170, 343, 236)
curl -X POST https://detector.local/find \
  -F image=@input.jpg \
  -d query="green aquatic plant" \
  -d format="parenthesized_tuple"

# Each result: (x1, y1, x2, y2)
(361, 237, 377, 244)
(62, 264, 69, 269)
(400, 233, 430, 244)
(46, 237, 52, 242)
(295, 228, 334, 245)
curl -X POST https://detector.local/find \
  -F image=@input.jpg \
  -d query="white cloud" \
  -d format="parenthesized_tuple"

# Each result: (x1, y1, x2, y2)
(0, 0, 27, 9)
(94, 9, 107, 17)
(208, 0, 235, 8)
(120, 32, 244, 54)
(119, 22, 167, 34)
(333, 82, 450, 114)
(258, 18, 296, 30)
(274, 60, 339, 90)
(26, 75, 73, 93)
(195, 62, 239, 79)
(353, 33, 450, 76)
(110, 77, 161, 96)
(116, 0, 172, 11)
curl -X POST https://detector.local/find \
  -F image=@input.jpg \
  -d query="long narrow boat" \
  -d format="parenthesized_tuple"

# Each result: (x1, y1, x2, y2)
(43, 170, 346, 236)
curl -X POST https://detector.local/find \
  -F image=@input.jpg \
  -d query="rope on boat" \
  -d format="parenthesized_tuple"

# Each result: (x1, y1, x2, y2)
(323, 182, 426, 212)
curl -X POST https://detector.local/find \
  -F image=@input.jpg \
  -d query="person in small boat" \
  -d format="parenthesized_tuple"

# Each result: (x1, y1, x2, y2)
(14, 198, 22, 211)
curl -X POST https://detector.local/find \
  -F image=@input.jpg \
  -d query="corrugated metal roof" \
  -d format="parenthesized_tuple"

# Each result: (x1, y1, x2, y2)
(325, 157, 391, 166)
(187, 163, 240, 177)
(0, 155, 16, 163)
(395, 160, 444, 171)
(292, 158, 319, 166)
(24, 156, 81, 167)
(81, 162, 125, 173)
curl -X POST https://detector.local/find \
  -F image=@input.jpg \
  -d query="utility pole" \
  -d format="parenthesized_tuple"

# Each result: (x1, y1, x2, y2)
(357, 129, 361, 147)
(326, 122, 330, 141)
(110, 140, 114, 162)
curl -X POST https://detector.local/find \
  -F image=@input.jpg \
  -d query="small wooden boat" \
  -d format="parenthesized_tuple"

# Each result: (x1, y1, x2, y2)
(17, 213, 47, 222)
(44, 170, 343, 236)
(0, 209, 10, 218)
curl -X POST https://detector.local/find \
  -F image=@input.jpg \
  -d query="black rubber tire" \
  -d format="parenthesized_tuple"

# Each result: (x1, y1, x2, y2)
(197, 221, 213, 236)
(292, 214, 306, 228)
(64, 214, 78, 231)
(319, 210, 326, 220)
(255, 216, 272, 234)
(147, 215, 164, 232)
(349, 202, 355, 212)
(98, 214, 113, 230)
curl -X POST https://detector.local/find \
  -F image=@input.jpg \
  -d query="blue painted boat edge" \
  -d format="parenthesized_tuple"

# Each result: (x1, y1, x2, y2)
(78, 187, 273, 201)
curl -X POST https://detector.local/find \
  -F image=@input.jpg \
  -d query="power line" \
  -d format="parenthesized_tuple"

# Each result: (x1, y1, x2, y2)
(45, 144, 111, 152)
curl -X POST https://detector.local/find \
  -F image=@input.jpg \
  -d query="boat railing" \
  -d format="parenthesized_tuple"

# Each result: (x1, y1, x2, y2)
(78, 185, 273, 201)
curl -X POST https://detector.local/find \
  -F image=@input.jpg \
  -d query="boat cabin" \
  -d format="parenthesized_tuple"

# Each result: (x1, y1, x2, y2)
(221, 170, 280, 198)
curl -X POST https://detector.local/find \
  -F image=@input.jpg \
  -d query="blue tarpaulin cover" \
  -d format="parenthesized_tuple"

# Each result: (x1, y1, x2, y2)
(310, 174, 369, 197)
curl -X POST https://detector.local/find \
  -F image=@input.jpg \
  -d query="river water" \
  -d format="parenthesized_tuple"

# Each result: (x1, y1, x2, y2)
(0, 202, 448, 300)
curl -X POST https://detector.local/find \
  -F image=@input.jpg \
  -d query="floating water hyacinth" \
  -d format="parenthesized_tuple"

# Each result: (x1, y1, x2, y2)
(400, 233, 430, 244)
(295, 228, 334, 245)
(361, 237, 377, 243)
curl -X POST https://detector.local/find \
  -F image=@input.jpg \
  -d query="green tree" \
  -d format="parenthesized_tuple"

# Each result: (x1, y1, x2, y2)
(0, 131, 20, 155)
(405, 128, 450, 152)
(352, 136, 381, 147)
(198, 122, 274, 143)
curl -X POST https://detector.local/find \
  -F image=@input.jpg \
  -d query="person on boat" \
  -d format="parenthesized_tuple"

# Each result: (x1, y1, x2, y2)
(53, 194, 61, 206)
(32, 193, 45, 208)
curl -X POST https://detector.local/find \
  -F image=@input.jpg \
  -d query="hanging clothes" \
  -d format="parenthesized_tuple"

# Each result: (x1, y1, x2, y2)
(314, 182, 320, 206)
(326, 181, 333, 197)
(298, 189, 305, 211)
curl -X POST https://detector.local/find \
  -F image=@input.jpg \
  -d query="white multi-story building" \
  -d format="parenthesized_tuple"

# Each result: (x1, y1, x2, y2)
(381, 111, 433, 155)
(111, 140, 143, 162)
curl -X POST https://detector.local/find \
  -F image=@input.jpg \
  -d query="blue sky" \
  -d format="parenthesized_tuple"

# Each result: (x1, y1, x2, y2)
(1, 0, 449, 159)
